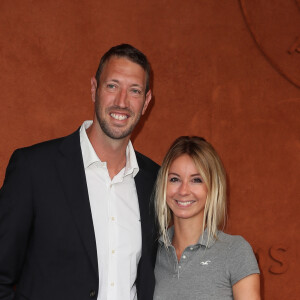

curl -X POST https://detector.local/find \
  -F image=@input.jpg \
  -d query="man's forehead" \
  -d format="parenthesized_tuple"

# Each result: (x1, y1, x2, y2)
(104, 56, 144, 70)
(100, 56, 146, 82)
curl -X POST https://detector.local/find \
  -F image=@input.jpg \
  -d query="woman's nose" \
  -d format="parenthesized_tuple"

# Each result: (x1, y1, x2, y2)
(178, 181, 190, 196)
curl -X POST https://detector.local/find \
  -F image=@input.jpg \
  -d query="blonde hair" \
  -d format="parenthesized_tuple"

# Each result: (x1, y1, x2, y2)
(155, 136, 227, 246)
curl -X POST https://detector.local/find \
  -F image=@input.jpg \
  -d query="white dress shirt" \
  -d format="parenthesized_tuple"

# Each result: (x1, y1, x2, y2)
(79, 121, 142, 300)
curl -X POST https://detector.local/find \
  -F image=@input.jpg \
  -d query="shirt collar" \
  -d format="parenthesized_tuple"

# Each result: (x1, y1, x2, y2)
(79, 120, 139, 177)
(159, 226, 217, 249)
(124, 140, 139, 177)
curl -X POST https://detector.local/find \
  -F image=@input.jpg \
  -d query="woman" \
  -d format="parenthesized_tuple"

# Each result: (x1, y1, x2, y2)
(154, 136, 260, 300)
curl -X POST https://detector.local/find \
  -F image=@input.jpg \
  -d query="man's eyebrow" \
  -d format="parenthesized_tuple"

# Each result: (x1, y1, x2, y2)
(130, 83, 144, 89)
(107, 79, 119, 83)
(105, 80, 143, 88)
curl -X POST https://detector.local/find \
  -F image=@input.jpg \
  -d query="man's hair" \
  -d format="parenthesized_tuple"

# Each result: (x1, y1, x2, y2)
(95, 44, 151, 93)
(154, 136, 227, 246)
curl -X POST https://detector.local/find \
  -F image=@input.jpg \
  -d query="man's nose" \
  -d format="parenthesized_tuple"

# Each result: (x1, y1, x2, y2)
(114, 88, 128, 108)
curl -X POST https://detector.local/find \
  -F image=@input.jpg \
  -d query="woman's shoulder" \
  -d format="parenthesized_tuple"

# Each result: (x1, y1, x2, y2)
(217, 231, 254, 251)
(217, 232, 260, 284)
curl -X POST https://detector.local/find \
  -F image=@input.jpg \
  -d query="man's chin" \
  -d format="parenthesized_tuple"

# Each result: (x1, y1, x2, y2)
(102, 127, 133, 140)
(97, 116, 138, 140)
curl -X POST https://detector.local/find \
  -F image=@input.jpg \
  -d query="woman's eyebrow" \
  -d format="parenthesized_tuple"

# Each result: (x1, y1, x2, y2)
(168, 172, 179, 176)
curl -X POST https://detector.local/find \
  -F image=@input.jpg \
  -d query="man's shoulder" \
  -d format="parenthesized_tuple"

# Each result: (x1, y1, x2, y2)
(14, 129, 80, 159)
(135, 151, 160, 172)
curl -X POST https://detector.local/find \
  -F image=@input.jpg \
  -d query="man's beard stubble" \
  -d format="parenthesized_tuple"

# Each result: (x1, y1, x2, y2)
(95, 96, 142, 140)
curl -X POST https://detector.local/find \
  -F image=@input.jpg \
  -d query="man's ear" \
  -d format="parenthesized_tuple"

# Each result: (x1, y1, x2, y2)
(91, 77, 97, 103)
(142, 89, 152, 115)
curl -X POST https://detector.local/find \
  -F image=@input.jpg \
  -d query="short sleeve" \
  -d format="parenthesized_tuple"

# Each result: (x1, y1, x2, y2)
(226, 236, 260, 286)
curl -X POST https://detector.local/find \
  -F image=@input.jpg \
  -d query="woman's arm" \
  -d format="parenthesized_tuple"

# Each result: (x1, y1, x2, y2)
(233, 274, 261, 300)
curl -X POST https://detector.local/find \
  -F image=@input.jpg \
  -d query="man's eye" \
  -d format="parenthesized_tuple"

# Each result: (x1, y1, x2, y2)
(192, 177, 203, 183)
(131, 88, 142, 94)
(107, 84, 116, 89)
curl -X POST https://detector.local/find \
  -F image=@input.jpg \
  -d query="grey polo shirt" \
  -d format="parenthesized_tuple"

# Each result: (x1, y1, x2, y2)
(154, 227, 260, 300)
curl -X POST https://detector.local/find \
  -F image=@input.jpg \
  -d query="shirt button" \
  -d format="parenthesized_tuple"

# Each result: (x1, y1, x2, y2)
(178, 265, 182, 269)
(112, 250, 115, 254)
(111, 282, 114, 287)
(182, 255, 187, 259)
(89, 290, 96, 298)
(190, 247, 193, 250)
(111, 217, 115, 221)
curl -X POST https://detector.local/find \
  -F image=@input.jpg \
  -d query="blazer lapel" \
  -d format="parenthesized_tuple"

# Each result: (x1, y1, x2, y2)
(134, 153, 158, 299)
(56, 130, 98, 276)
(135, 169, 154, 245)
(134, 154, 157, 256)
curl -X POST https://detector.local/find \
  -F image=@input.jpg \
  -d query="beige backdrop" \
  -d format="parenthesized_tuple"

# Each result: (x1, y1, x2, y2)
(0, 0, 299, 299)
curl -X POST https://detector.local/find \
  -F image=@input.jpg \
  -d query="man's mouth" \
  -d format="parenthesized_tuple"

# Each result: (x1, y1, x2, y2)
(110, 113, 128, 120)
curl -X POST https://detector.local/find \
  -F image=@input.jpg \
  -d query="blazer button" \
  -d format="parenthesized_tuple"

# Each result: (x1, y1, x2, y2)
(89, 290, 96, 298)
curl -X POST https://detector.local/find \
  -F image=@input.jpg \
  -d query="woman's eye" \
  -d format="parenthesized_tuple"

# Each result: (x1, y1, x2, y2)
(169, 177, 179, 183)
(192, 177, 202, 183)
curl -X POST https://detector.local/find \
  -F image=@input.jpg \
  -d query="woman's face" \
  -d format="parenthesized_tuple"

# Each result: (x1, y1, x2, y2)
(166, 154, 208, 222)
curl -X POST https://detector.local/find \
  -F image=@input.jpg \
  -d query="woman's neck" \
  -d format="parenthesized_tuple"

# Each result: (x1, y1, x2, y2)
(172, 217, 204, 261)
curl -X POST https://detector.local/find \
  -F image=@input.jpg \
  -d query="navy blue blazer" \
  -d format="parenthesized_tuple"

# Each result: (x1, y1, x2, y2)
(0, 129, 159, 300)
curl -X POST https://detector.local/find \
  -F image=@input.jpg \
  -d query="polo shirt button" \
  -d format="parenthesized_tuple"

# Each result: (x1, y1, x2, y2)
(178, 265, 182, 269)
(190, 247, 193, 250)
(89, 290, 96, 298)
(182, 255, 186, 259)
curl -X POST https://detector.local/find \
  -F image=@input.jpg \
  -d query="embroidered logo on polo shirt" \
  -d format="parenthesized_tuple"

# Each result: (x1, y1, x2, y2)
(200, 260, 211, 265)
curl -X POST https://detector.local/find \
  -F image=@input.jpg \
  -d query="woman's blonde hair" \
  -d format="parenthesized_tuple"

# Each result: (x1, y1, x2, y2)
(155, 136, 227, 246)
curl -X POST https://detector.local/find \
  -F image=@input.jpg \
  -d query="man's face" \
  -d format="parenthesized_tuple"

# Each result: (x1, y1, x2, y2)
(91, 56, 151, 140)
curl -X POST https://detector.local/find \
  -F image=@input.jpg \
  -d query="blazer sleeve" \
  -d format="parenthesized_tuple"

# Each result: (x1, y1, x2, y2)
(0, 149, 34, 299)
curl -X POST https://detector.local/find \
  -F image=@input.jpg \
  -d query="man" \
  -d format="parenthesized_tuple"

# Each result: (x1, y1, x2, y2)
(0, 44, 159, 300)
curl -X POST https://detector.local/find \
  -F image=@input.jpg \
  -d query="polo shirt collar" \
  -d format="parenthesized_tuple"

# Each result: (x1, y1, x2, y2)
(197, 228, 217, 248)
(159, 226, 217, 249)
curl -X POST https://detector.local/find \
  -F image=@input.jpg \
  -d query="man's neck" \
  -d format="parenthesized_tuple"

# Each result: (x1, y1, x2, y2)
(86, 122, 130, 179)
